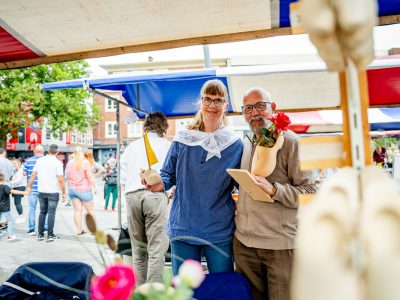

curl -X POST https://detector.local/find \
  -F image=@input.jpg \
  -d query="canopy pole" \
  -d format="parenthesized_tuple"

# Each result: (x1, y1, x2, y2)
(203, 45, 212, 68)
(116, 102, 122, 229)
(86, 87, 149, 231)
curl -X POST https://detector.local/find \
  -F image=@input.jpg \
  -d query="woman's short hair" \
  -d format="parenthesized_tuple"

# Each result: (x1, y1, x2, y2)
(143, 112, 169, 137)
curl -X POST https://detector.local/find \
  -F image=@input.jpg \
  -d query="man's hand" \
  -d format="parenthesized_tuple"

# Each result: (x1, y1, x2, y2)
(145, 182, 165, 193)
(25, 187, 31, 195)
(61, 193, 67, 202)
(254, 176, 277, 196)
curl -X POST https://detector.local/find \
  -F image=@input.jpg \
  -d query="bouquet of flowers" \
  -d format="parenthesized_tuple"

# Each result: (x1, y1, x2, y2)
(254, 112, 291, 148)
(251, 111, 291, 177)
(86, 214, 205, 300)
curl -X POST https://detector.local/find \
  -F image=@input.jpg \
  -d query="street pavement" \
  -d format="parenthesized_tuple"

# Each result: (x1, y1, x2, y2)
(0, 179, 128, 282)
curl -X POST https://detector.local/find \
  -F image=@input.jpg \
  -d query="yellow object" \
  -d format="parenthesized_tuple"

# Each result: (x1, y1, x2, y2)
(143, 132, 158, 168)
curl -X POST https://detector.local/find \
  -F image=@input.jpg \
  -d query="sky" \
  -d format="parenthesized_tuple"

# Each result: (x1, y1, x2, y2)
(87, 24, 400, 76)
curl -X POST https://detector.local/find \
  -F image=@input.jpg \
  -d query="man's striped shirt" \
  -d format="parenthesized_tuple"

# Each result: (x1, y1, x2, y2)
(23, 155, 42, 193)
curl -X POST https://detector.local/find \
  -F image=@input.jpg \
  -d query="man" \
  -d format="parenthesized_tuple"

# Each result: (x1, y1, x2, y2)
(23, 145, 47, 235)
(26, 144, 66, 242)
(234, 87, 317, 300)
(121, 112, 171, 285)
(0, 148, 13, 184)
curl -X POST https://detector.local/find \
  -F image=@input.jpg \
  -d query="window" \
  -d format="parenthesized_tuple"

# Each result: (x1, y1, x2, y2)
(105, 121, 117, 138)
(127, 121, 143, 138)
(72, 131, 77, 143)
(46, 127, 51, 140)
(105, 95, 119, 112)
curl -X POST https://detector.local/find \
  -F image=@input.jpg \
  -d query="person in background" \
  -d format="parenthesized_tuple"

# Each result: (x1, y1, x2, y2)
(23, 145, 47, 236)
(10, 158, 27, 223)
(26, 144, 66, 242)
(84, 152, 105, 177)
(373, 146, 387, 165)
(145, 79, 243, 275)
(121, 112, 172, 285)
(0, 148, 13, 184)
(0, 172, 27, 241)
(104, 162, 118, 211)
(66, 147, 97, 235)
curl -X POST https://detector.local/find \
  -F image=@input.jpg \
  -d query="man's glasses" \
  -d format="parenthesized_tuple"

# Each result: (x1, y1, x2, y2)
(201, 97, 226, 107)
(241, 102, 271, 114)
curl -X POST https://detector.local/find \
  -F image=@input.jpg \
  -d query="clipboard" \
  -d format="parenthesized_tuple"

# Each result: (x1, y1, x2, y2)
(227, 169, 273, 202)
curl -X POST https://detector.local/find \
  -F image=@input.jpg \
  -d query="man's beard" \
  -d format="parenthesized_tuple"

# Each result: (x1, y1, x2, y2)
(248, 116, 268, 135)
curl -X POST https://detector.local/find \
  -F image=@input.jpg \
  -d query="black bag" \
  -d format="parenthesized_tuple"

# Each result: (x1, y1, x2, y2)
(106, 175, 117, 185)
(117, 225, 132, 256)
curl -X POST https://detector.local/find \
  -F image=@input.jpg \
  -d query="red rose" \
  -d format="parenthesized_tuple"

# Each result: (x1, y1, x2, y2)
(270, 112, 291, 133)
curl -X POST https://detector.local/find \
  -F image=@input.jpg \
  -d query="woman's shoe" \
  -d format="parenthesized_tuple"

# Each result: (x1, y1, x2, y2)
(77, 230, 86, 235)
(360, 166, 400, 300)
(292, 167, 360, 300)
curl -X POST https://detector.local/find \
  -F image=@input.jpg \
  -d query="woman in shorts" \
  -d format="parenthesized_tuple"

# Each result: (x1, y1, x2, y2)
(66, 147, 97, 235)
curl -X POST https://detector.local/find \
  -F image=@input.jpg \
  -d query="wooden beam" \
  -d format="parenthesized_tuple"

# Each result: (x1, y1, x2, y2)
(389, 48, 400, 55)
(0, 27, 292, 70)
(358, 70, 372, 166)
(379, 14, 400, 25)
(339, 72, 353, 167)
(1, 14, 397, 70)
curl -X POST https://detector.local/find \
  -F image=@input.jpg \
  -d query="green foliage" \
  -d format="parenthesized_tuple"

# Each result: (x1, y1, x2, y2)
(254, 123, 279, 148)
(0, 61, 99, 147)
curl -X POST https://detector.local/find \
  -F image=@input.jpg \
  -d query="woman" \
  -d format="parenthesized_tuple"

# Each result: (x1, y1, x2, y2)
(66, 147, 97, 235)
(84, 152, 104, 177)
(146, 79, 243, 275)
(10, 158, 27, 223)
(104, 162, 118, 211)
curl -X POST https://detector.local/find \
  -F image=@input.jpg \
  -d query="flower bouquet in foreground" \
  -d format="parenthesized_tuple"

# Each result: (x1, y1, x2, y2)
(251, 111, 291, 177)
(86, 214, 204, 300)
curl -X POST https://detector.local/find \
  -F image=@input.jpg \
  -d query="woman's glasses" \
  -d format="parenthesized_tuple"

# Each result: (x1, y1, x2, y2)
(201, 97, 226, 107)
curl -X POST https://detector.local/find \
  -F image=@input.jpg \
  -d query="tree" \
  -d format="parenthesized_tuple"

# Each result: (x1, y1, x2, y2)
(0, 61, 100, 148)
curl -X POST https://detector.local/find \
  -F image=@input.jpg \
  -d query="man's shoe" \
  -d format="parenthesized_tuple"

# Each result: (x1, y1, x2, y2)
(27, 230, 36, 236)
(46, 234, 60, 242)
(37, 234, 45, 241)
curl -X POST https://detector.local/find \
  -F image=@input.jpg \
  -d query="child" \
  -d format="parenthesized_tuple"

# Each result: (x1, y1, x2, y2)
(0, 172, 26, 241)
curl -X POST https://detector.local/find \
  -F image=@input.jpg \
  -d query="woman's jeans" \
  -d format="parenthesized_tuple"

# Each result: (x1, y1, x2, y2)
(170, 238, 234, 275)
(13, 186, 26, 215)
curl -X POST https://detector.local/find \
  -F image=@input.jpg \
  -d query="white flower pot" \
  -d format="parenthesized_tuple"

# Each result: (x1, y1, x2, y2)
(251, 134, 284, 177)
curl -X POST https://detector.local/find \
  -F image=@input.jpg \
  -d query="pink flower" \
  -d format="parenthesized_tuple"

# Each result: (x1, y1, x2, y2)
(178, 259, 205, 288)
(91, 264, 136, 300)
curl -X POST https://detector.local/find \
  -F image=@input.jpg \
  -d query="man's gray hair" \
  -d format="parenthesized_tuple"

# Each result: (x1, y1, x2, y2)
(243, 87, 272, 103)
(34, 145, 44, 154)
(48, 144, 58, 154)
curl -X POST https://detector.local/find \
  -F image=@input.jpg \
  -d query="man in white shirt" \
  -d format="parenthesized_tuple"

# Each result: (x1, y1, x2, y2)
(26, 144, 66, 242)
(121, 112, 171, 285)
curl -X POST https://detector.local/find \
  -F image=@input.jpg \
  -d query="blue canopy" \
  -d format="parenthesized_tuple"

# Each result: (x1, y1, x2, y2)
(42, 69, 232, 118)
